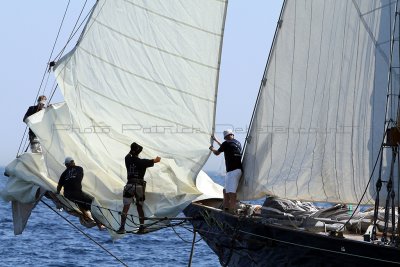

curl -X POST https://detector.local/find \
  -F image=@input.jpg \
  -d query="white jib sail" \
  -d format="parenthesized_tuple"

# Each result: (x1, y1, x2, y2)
(241, 0, 399, 205)
(3, 0, 227, 233)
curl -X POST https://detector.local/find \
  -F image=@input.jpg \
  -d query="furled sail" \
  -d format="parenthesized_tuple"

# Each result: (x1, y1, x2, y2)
(3, 0, 227, 233)
(240, 0, 400, 204)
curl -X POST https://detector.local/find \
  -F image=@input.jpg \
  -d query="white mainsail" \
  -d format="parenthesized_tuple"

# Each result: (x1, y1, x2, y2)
(3, 0, 227, 233)
(240, 0, 400, 205)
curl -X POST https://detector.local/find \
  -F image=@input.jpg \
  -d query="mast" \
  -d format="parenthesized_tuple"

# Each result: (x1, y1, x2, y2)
(242, 0, 287, 156)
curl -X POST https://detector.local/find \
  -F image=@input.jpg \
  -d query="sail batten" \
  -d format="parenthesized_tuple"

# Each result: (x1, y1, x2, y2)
(241, 0, 398, 205)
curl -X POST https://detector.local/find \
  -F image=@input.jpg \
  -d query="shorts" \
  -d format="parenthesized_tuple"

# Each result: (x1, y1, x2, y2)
(123, 183, 145, 205)
(225, 169, 242, 193)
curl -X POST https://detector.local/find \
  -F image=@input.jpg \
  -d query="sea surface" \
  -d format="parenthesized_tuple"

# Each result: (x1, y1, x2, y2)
(0, 168, 222, 267)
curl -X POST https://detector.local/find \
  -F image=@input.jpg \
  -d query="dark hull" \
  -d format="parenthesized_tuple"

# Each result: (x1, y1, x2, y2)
(183, 199, 400, 267)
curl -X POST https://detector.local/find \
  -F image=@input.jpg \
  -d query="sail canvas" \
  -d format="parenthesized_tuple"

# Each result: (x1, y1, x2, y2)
(3, 0, 227, 233)
(241, 0, 399, 204)
(183, 1, 400, 266)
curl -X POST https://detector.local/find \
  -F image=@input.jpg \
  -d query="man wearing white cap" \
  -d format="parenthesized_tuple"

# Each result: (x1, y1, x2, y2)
(23, 95, 47, 153)
(209, 129, 242, 212)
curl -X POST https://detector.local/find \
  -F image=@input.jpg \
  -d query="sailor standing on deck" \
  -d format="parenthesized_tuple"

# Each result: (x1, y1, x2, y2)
(209, 129, 243, 213)
(117, 142, 161, 234)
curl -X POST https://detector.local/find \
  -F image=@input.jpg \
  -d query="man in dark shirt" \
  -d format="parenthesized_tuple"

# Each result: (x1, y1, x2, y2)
(57, 157, 96, 224)
(116, 142, 161, 234)
(209, 129, 243, 212)
(23, 95, 47, 153)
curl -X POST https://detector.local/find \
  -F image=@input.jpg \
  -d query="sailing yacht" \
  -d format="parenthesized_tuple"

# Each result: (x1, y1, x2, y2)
(2, 0, 400, 265)
(184, 0, 400, 266)
(1, 0, 226, 236)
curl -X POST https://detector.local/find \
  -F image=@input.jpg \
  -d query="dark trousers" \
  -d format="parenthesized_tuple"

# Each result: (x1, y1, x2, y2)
(65, 191, 93, 211)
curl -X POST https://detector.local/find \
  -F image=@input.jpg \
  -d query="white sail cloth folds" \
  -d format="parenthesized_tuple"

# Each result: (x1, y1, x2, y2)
(4, 104, 223, 232)
(55, 0, 226, 174)
(241, 0, 398, 204)
(53, 0, 226, 217)
(2, 0, 226, 233)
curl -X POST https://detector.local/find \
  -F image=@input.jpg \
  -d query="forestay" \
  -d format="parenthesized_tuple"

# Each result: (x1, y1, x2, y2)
(241, 0, 400, 204)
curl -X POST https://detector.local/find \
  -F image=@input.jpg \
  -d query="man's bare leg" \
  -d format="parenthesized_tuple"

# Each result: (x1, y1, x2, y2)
(227, 192, 237, 212)
(117, 204, 130, 233)
(223, 189, 228, 210)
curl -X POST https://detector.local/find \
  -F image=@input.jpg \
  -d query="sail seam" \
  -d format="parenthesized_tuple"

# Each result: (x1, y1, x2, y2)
(281, 0, 297, 197)
(320, 1, 340, 202)
(92, 19, 219, 71)
(333, 1, 350, 203)
(122, 0, 224, 37)
(288, 0, 313, 199)
(77, 46, 216, 104)
(306, 0, 328, 201)
(352, 5, 362, 202)
(77, 81, 212, 137)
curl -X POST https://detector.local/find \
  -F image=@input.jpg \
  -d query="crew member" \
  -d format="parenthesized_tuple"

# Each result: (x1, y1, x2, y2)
(116, 142, 161, 234)
(23, 95, 47, 153)
(209, 129, 242, 213)
(57, 157, 99, 227)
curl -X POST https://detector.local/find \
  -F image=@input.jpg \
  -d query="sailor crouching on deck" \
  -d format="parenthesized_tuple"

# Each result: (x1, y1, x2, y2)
(116, 142, 161, 234)
(56, 157, 104, 229)
(209, 129, 243, 213)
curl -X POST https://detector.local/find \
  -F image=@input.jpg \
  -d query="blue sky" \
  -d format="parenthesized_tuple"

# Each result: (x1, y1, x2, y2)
(0, 1, 283, 171)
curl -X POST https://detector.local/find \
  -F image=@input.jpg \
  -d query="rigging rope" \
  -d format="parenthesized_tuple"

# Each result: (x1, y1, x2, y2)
(53, 193, 191, 234)
(40, 199, 129, 267)
(188, 230, 196, 267)
(43, 194, 206, 265)
(17, 1, 94, 155)
(15, 127, 29, 157)
(338, 125, 388, 232)
(46, 0, 71, 71)
(52, 0, 94, 63)
(17, 0, 71, 156)
(382, 148, 397, 242)
(170, 223, 205, 244)
(49, 2, 95, 103)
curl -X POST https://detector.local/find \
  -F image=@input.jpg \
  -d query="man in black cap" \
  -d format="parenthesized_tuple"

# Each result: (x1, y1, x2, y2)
(116, 142, 161, 234)
(23, 95, 47, 153)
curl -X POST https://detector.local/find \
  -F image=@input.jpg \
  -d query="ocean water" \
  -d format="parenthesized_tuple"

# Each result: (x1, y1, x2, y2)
(0, 168, 221, 267)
